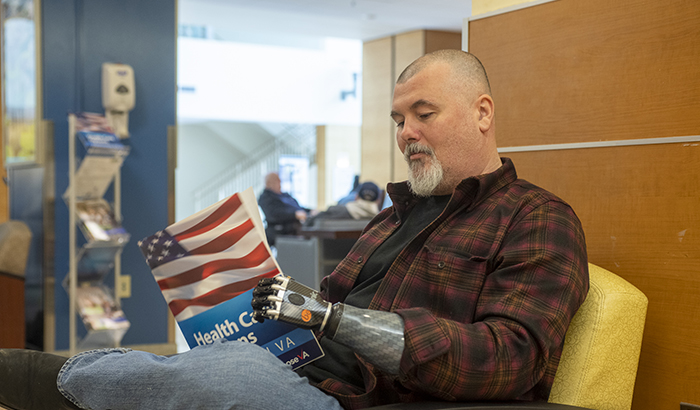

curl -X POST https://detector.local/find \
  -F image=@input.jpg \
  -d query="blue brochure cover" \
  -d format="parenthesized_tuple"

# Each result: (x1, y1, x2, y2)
(138, 188, 323, 369)
(78, 131, 131, 157)
(178, 288, 323, 368)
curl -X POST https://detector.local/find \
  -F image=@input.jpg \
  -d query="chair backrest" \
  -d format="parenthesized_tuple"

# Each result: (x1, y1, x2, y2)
(0, 220, 32, 277)
(549, 263, 648, 410)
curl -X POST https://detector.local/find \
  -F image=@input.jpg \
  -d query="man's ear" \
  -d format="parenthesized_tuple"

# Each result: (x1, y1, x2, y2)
(477, 94, 495, 133)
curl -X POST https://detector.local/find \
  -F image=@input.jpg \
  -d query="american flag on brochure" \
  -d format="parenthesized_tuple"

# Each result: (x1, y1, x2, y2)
(138, 188, 280, 322)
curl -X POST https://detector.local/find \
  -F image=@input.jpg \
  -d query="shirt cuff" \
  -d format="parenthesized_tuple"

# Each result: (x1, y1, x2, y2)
(396, 307, 451, 368)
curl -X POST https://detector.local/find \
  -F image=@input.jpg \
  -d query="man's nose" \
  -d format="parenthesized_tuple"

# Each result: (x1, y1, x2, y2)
(398, 119, 420, 142)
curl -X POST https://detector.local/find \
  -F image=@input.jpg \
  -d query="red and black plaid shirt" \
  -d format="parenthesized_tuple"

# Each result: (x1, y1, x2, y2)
(315, 158, 589, 409)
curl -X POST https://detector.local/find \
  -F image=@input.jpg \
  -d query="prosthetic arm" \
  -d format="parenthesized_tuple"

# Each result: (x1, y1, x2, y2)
(252, 276, 405, 374)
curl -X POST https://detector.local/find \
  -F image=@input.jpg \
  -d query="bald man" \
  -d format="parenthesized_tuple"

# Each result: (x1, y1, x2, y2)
(258, 172, 310, 245)
(0, 50, 588, 410)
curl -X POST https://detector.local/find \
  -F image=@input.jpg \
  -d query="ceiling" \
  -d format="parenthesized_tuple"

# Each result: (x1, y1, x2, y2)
(179, 0, 470, 43)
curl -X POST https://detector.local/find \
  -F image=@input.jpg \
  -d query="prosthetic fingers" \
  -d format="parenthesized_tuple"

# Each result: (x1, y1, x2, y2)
(252, 276, 405, 374)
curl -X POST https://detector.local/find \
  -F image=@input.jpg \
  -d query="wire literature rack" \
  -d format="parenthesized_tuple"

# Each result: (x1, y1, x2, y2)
(65, 113, 131, 354)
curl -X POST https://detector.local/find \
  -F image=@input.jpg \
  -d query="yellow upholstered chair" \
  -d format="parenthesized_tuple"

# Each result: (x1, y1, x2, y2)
(548, 263, 648, 410)
(369, 263, 648, 410)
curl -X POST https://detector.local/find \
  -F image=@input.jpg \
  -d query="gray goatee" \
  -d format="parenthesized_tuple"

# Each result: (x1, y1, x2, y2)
(404, 143, 443, 197)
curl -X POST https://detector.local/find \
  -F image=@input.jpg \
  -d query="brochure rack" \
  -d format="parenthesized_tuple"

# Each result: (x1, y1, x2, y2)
(65, 113, 131, 354)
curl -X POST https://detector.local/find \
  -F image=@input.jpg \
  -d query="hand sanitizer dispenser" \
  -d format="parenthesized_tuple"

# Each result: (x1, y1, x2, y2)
(102, 63, 135, 138)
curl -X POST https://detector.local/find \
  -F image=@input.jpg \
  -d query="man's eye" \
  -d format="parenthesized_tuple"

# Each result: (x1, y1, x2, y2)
(395, 121, 404, 128)
(419, 113, 434, 120)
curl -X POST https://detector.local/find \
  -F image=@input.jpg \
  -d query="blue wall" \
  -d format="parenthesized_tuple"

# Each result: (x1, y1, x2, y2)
(42, 0, 176, 349)
(9, 166, 45, 349)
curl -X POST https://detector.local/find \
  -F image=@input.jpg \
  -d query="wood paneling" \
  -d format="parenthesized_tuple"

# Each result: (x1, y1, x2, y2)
(469, 1, 700, 409)
(424, 30, 462, 55)
(469, 0, 700, 147)
(361, 38, 394, 187)
(391, 31, 425, 184)
(508, 144, 700, 410)
(394, 31, 425, 77)
(0, 274, 25, 348)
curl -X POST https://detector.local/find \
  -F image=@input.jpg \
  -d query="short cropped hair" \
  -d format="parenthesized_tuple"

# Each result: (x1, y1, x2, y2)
(396, 50, 492, 97)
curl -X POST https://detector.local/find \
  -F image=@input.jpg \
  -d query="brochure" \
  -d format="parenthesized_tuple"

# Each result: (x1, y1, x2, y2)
(73, 112, 129, 157)
(75, 199, 130, 243)
(71, 155, 126, 199)
(78, 131, 131, 157)
(65, 113, 130, 201)
(138, 188, 324, 369)
(74, 112, 114, 133)
(75, 285, 131, 332)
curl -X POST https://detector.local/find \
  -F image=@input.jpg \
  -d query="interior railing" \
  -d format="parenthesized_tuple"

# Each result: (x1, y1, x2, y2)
(192, 123, 316, 212)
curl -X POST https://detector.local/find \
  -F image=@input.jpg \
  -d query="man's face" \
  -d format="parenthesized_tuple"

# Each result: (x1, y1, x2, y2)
(391, 62, 490, 196)
(269, 174, 282, 193)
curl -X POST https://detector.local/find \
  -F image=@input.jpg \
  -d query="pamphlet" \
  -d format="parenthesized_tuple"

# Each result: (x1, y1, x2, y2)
(75, 285, 131, 332)
(138, 188, 324, 369)
(75, 198, 130, 243)
(63, 112, 130, 200)
(78, 131, 130, 157)
(71, 155, 126, 199)
(74, 111, 114, 134)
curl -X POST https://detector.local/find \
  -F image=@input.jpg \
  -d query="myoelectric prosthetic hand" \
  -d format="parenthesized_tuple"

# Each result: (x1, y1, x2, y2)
(252, 276, 405, 374)
(251, 276, 331, 329)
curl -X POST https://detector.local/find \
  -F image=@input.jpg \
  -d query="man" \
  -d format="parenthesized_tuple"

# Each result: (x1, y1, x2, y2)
(0, 50, 588, 410)
(258, 172, 311, 245)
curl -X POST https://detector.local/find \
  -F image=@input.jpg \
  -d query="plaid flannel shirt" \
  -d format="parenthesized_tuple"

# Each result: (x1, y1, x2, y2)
(314, 158, 589, 409)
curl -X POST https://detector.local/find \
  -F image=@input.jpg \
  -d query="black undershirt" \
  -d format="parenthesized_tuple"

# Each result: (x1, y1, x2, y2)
(296, 194, 452, 388)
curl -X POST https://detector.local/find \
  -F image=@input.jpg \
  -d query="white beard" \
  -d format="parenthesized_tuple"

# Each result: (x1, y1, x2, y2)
(404, 143, 444, 197)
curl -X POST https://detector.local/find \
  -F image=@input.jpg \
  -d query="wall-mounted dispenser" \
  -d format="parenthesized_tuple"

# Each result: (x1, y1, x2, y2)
(102, 63, 135, 138)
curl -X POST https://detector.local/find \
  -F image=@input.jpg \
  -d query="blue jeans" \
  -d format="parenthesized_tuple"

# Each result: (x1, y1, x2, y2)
(57, 340, 344, 410)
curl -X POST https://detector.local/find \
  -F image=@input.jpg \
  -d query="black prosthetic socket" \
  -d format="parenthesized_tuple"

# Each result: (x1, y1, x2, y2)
(0, 349, 80, 410)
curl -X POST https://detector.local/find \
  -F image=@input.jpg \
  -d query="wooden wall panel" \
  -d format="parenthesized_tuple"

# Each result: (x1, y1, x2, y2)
(424, 30, 462, 55)
(507, 144, 700, 410)
(468, 0, 700, 409)
(391, 31, 425, 184)
(469, 0, 700, 148)
(395, 31, 425, 74)
(0, 274, 25, 348)
(361, 38, 394, 187)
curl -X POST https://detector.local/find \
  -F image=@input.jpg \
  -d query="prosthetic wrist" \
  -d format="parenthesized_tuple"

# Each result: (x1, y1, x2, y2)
(252, 276, 405, 374)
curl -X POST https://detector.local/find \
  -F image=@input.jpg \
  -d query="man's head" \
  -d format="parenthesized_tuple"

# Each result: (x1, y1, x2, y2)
(356, 182, 380, 202)
(391, 50, 502, 197)
(264, 172, 282, 194)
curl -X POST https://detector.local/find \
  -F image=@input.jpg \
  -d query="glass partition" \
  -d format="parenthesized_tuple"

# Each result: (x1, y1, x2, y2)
(2, 0, 39, 165)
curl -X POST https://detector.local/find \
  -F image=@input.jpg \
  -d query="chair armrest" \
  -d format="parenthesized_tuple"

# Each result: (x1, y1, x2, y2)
(366, 402, 593, 410)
